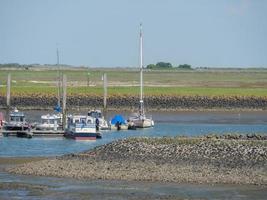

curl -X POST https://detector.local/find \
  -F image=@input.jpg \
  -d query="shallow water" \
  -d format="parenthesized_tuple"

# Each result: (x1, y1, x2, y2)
(1, 110, 267, 157)
(0, 171, 266, 200)
(0, 122, 267, 157)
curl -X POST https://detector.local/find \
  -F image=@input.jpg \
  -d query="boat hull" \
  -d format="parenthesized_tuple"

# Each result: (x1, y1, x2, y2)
(64, 131, 97, 140)
(4, 125, 29, 131)
(16, 131, 33, 138)
(110, 124, 128, 130)
(132, 118, 154, 128)
(35, 125, 61, 131)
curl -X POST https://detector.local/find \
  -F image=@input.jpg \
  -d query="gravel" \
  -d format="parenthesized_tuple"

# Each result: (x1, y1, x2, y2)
(8, 135, 267, 185)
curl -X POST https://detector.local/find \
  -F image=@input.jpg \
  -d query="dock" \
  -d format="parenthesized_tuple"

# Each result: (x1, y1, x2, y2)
(31, 130, 64, 136)
(0, 129, 65, 137)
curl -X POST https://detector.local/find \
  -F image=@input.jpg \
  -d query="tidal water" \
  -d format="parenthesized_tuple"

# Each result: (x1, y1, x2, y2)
(0, 110, 267, 199)
(0, 170, 266, 200)
(0, 110, 267, 157)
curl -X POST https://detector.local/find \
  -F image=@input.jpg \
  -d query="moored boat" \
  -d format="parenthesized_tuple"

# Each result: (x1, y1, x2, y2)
(128, 24, 154, 128)
(3, 108, 32, 138)
(34, 113, 62, 131)
(4, 108, 29, 131)
(64, 115, 100, 140)
(128, 113, 154, 128)
(110, 115, 128, 130)
(88, 109, 109, 130)
(0, 112, 5, 129)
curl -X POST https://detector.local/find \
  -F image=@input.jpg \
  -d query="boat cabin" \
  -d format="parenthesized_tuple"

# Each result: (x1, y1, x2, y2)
(41, 114, 60, 125)
(88, 110, 102, 119)
(68, 115, 94, 126)
(9, 111, 25, 123)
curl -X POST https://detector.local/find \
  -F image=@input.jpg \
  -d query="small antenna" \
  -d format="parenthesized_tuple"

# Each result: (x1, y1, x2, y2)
(56, 48, 59, 65)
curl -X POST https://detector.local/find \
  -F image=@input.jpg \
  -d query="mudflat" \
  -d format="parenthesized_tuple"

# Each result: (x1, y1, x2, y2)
(0, 157, 45, 165)
(8, 135, 267, 186)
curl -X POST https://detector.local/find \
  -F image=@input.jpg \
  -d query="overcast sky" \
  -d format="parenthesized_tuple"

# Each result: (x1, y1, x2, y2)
(0, 0, 266, 67)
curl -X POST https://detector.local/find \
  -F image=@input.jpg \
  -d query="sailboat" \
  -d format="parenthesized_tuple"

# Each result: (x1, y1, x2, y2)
(128, 24, 154, 128)
(32, 48, 63, 132)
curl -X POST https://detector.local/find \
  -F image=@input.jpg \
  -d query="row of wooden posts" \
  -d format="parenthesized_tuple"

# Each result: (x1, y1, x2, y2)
(4, 72, 108, 128)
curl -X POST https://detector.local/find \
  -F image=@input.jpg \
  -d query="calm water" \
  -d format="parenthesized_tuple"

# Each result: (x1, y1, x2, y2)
(1, 110, 267, 157)
(1, 110, 267, 199)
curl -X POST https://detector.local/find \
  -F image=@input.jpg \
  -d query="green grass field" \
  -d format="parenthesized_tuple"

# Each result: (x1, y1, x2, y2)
(0, 68, 267, 97)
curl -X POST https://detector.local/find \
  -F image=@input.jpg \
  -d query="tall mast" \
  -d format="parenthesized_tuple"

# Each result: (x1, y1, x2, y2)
(139, 23, 144, 116)
(57, 48, 61, 108)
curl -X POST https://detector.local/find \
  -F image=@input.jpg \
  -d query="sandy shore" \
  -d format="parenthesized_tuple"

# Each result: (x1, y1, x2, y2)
(7, 135, 267, 186)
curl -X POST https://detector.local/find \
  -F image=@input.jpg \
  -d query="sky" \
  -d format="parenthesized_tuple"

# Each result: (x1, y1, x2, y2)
(0, 0, 267, 68)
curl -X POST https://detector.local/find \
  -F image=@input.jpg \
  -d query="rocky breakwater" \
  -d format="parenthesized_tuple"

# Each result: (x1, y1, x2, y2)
(1, 94, 267, 110)
(8, 135, 267, 185)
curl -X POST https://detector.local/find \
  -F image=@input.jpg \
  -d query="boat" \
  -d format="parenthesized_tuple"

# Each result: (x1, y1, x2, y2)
(0, 112, 5, 129)
(3, 108, 32, 138)
(110, 115, 128, 130)
(88, 109, 109, 130)
(3, 108, 29, 131)
(128, 24, 154, 128)
(64, 115, 101, 140)
(34, 113, 62, 131)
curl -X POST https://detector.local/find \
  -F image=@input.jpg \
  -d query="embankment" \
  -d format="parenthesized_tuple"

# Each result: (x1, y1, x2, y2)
(1, 95, 267, 110)
(8, 135, 267, 185)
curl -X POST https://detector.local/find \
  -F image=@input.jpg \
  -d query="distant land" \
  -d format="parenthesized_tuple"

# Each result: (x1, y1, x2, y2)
(1, 64, 267, 110)
(0, 63, 266, 71)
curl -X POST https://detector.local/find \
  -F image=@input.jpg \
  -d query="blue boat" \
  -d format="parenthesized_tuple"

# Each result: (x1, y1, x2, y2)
(110, 115, 128, 130)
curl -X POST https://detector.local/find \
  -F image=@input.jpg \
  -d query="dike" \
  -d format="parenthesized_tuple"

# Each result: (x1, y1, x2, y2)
(0, 95, 267, 110)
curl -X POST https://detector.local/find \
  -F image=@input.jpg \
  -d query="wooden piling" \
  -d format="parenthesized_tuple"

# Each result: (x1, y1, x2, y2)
(6, 73, 11, 108)
(62, 74, 67, 129)
(103, 73, 107, 112)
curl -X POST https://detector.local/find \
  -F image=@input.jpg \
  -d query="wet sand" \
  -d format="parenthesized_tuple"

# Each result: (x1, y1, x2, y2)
(0, 157, 46, 166)
(1, 158, 267, 200)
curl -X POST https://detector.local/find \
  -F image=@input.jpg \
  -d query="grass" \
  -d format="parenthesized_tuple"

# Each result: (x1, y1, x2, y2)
(0, 86, 267, 97)
(0, 68, 267, 97)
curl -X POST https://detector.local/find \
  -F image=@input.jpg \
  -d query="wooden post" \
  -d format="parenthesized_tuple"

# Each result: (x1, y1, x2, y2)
(6, 73, 11, 108)
(62, 74, 67, 129)
(103, 73, 107, 112)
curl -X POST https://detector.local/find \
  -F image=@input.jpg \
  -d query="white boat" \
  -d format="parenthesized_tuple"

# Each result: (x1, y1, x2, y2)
(3, 108, 32, 138)
(128, 24, 154, 128)
(88, 109, 109, 130)
(35, 114, 62, 131)
(64, 115, 101, 140)
(4, 108, 29, 131)
(0, 112, 5, 129)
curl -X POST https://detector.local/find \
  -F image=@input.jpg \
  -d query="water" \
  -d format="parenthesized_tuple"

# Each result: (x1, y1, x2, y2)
(0, 171, 266, 200)
(0, 122, 267, 157)
(1, 110, 267, 199)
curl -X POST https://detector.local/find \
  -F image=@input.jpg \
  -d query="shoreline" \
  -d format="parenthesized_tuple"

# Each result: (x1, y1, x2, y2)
(1, 106, 267, 112)
(7, 136, 267, 186)
(1, 95, 267, 111)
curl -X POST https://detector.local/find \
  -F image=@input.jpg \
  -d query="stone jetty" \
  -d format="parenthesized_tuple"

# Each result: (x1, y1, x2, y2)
(1, 95, 267, 110)
(8, 135, 267, 185)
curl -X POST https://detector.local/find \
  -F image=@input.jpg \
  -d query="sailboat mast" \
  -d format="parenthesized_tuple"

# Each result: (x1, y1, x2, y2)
(57, 48, 61, 108)
(139, 23, 144, 116)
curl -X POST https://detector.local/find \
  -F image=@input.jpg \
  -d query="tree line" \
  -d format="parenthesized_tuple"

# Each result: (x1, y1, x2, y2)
(146, 62, 192, 70)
